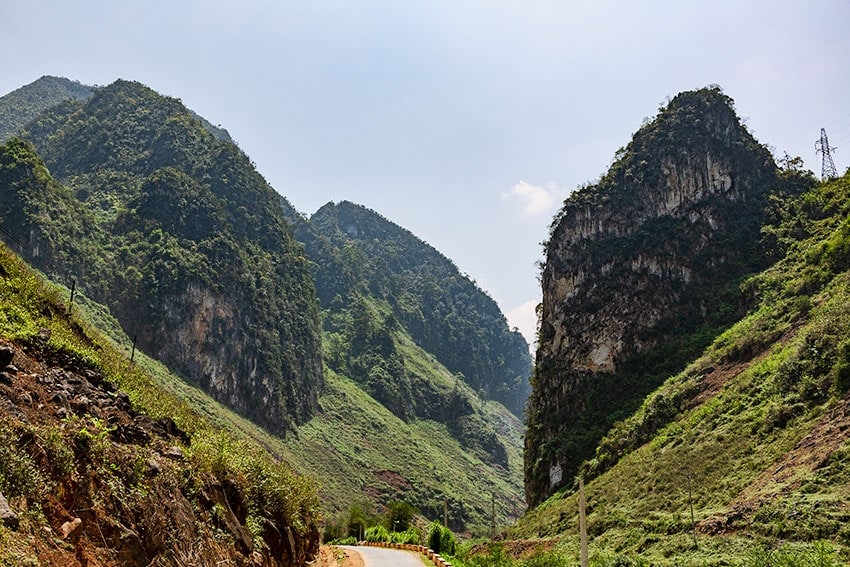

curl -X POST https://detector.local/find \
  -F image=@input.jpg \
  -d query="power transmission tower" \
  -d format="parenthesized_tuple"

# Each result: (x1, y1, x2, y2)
(816, 127, 838, 180)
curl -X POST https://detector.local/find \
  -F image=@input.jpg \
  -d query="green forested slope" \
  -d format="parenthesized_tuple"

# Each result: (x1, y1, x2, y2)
(0, 75, 93, 142)
(301, 201, 531, 417)
(1, 79, 323, 433)
(0, 76, 531, 530)
(276, 202, 529, 524)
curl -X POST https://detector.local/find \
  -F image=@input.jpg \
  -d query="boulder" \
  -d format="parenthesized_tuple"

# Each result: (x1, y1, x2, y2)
(60, 517, 82, 539)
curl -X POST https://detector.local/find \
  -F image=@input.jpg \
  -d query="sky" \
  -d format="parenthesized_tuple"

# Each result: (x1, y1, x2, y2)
(2, 1, 849, 347)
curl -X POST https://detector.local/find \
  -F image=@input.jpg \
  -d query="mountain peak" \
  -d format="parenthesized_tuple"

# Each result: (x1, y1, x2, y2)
(0, 76, 93, 142)
(527, 87, 784, 507)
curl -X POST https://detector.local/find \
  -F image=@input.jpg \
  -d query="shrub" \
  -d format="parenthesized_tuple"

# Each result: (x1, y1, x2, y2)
(523, 548, 572, 567)
(427, 521, 456, 555)
(589, 552, 649, 567)
(740, 540, 839, 567)
(0, 424, 48, 501)
(390, 528, 420, 545)
(364, 525, 390, 543)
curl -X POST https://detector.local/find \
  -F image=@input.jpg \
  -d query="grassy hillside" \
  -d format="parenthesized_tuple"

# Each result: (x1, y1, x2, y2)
(71, 274, 525, 533)
(94, 288, 526, 531)
(498, 170, 850, 564)
(0, 243, 320, 565)
(280, 347, 525, 532)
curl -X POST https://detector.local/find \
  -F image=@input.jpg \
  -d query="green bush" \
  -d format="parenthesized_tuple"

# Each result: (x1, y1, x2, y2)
(523, 548, 572, 567)
(453, 542, 515, 567)
(390, 527, 420, 545)
(427, 521, 456, 555)
(364, 525, 390, 543)
(589, 552, 649, 567)
(0, 424, 48, 501)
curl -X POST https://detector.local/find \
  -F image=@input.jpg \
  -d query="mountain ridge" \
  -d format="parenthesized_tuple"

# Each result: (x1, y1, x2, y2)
(0, 76, 531, 532)
(509, 166, 850, 564)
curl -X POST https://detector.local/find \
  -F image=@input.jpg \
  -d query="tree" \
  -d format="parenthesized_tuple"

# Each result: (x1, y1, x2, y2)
(385, 500, 416, 532)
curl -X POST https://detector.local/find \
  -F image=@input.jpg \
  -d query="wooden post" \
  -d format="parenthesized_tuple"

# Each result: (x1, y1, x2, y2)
(444, 501, 448, 528)
(491, 492, 496, 538)
(579, 477, 588, 567)
(68, 279, 76, 314)
(688, 472, 697, 549)
(130, 336, 137, 364)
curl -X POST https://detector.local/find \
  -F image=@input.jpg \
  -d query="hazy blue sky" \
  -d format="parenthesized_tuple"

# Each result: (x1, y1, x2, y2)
(2, 1, 849, 345)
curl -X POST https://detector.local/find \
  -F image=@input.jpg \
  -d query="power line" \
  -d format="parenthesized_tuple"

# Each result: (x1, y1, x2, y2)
(0, 223, 24, 250)
(827, 112, 850, 128)
(832, 131, 850, 145)
(816, 128, 838, 180)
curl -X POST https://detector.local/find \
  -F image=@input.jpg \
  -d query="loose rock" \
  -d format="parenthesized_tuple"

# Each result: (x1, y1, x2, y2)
(0, 492, 19, 530)
(163, 446, 184, 460)
(60, 517, 82, 539)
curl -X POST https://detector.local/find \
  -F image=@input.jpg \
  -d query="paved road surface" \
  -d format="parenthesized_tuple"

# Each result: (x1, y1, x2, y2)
(339, 545, 426, 567)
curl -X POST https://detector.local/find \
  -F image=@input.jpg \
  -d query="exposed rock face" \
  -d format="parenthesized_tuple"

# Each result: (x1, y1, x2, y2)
(0, 491, 18, 529)
(134, 280, 319, 432)
(525, 87, 783, 507)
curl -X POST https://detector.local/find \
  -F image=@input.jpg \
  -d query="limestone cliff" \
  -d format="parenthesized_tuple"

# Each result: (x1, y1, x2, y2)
(525, 87, 787, 507)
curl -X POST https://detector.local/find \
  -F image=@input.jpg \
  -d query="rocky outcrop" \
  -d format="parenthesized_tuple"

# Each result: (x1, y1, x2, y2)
(525, 87, 785, 507)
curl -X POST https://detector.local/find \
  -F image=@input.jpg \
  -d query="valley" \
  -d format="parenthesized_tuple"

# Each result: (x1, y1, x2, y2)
(1, 75, 849, 567)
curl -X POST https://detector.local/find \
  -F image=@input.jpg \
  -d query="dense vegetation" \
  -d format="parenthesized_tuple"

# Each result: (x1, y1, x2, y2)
(272, 199, 531, 522)
(526, 87, 810, 506)
(294, 200, 531, 417)
(0, 79, 323, 433)
(0, 242, 320, 565)
(0, 76, 93, 143)
(275, 199, 532, 524)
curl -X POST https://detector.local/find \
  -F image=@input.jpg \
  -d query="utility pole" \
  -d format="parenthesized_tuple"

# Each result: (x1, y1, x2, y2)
(491, 492, 496, 538)
(817, 127, 838, 180)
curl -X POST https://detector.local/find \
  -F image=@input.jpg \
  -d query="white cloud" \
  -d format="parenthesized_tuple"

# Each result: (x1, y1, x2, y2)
(502, 181, 571, 217)
(506, 299, 540, 352)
